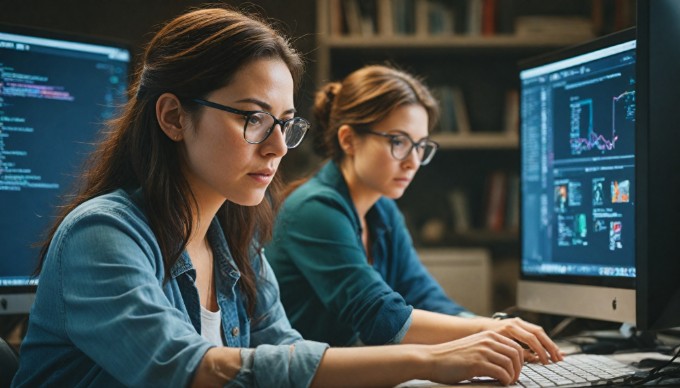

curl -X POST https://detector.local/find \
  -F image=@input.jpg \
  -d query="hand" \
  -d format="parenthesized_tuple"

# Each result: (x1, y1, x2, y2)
(426, 330, 524, 386)
(479, 317, 564, 364)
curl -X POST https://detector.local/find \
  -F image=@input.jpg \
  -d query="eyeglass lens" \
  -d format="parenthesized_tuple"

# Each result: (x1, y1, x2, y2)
(244, 112, 309, 148)
(389, 134, 437, 164)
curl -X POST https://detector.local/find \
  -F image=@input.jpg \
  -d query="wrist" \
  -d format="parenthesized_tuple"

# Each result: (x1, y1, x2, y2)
(411, 344, 435, 381)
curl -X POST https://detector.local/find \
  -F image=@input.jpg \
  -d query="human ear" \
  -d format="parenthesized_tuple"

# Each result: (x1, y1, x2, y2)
(337, 124, 355, 156)
(156, 93, 186, 141)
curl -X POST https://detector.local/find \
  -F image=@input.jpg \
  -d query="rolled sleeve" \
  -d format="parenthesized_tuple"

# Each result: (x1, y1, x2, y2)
(228, 341, 329, 387)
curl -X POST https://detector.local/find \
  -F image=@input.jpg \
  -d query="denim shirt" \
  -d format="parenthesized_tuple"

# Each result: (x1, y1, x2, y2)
(12, 188, 328, 387)
(267, 161, 469, 346)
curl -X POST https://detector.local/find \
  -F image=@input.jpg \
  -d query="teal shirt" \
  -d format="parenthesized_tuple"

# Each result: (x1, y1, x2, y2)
(268, 161, 468, 346)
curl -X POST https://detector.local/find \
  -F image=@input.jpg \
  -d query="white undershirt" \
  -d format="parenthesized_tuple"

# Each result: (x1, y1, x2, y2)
(200, 305, 223, 346)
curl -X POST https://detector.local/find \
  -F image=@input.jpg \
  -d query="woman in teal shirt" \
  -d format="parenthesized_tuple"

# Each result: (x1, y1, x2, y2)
(268, 65, 562, 362)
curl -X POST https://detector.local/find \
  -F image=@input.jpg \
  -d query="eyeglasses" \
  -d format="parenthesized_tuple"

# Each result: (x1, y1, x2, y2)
(365, 130, 439, 166)
(190, 98, 310, 149)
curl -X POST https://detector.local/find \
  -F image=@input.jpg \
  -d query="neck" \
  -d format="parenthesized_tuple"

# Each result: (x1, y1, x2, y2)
(340, 160, 381, 219)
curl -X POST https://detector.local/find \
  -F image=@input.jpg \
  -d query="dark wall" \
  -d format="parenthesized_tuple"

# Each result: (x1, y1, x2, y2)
(0, 0, 320, 178)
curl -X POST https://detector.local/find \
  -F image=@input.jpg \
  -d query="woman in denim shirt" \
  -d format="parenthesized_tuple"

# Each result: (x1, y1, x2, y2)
(268, 65, 563, 361)
(13, 7, 533, 388)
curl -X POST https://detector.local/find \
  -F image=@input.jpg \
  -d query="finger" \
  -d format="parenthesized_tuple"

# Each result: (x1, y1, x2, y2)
(481, 343, 522, 384)
(483, 333, 524, 382)
(523, 348, 540, 363)
(504, 324, 551, 364)
(518, 321, 564, 362)
(477, 360, 516, 386)
(530, 327, 564, 362)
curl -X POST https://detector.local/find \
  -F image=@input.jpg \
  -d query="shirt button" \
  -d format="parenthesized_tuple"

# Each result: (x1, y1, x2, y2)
(231, 327, 240, 337)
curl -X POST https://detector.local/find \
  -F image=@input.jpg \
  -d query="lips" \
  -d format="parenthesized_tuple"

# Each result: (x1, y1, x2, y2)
(247, 168, 276, 183)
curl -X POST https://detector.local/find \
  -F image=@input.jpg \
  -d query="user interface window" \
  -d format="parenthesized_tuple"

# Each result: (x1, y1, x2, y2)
(520, 40, 637, 278)
(0, 31, 129, 285)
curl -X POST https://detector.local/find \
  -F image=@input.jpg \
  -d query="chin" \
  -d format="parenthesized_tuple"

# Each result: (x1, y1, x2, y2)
(385, 189, 407, 200)
(230, 192, 267, 207)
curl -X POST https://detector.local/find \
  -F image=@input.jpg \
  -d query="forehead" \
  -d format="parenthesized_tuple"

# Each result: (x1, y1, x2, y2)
(209, 58, 295, 109)
(374, 104, 429, 139)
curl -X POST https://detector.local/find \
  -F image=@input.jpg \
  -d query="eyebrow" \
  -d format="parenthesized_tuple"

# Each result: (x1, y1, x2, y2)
(235, 98, 297, 115)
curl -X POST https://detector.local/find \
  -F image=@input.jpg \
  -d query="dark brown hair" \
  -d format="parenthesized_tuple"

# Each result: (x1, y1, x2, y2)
(313, 64, 439, 162)
(36, 6, 303, 317)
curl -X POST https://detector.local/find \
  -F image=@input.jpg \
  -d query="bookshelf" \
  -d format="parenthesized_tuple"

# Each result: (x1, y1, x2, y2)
(315, 1, 634, 302)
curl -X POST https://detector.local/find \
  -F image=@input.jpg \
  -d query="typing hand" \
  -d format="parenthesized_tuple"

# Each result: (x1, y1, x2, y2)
(427, 330, 524, 386)
(480, 317, 564, 365)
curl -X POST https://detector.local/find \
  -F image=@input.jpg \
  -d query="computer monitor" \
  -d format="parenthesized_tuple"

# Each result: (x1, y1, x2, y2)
(0, 25, 130, 314)
(518, 28, 638, 327)
(518, 0, 680, 332)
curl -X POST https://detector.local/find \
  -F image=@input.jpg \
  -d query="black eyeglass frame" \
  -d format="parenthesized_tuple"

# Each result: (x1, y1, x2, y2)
(365, 129, 439, 166)
(189, 98, 310, 148)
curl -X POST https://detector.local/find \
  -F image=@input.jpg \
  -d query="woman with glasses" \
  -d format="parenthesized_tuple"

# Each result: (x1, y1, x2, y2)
(267, 65, 562, 360)
(12, 7, 539, 388)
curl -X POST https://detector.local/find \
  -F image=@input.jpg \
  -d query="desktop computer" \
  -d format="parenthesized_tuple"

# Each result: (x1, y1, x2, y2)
(517, 0, 680, 334)
(518, 28, 638, 326)
(510, 1, 680, 386)
(0, 25, 130, 314)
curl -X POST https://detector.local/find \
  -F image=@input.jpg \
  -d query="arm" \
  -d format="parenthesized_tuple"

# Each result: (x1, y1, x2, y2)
(312, 330, 525, 387)
(191, 330, 526, 388)
(403, 310, 563, 364)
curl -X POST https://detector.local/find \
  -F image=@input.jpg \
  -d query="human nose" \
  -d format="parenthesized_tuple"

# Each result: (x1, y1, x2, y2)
(261, 122, 288, 157)
(401, 143, 420, 169)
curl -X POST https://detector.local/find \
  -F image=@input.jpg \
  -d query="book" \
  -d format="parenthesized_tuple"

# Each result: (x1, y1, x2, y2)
(481, 0, 496, 35)
(484, 170, 507, 231)
(503, 89, 519, 135)
(329, 0, 343, 35)
(448, 188, 471, 232)
(466, 0, 483, 35)
(450, 87, 471, 134)
(505, 173, 520, 230)
(342, 0, 361, 35)
(427, 0, 456, 35)
(376, 0, 394, 36)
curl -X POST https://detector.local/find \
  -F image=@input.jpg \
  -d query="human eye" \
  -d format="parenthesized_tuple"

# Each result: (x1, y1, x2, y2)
(247, 113, 264, 126)
(390, 135, 407, 146)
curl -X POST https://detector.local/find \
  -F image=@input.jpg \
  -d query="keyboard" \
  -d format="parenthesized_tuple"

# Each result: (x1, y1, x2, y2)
(395, 353, 638, 388)
(516, 354, 636, 387)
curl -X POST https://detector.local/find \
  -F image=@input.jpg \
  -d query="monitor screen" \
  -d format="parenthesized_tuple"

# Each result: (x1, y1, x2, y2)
(0, 25, 130, 314)
(517, 29, 638, 325)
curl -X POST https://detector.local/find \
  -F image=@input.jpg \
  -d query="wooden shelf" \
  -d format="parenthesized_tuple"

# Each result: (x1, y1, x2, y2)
(431, 133, 518, 149)
(322, 35, 590, 50)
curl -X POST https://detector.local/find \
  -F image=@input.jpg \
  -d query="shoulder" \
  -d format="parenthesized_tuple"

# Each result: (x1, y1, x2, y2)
(281, 177, 352, 218)
(54, 189, 157, 256)
(63, 189, 148, 232)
